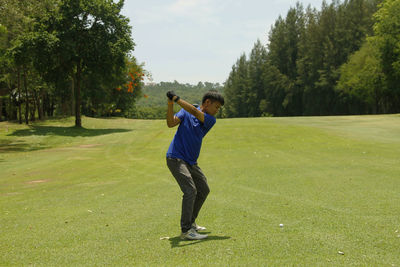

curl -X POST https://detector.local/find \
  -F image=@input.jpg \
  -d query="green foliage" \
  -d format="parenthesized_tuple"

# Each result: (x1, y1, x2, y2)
(247, 40, 268, 117)
(224, 53, 250, 117)
(135, 80, 223, 119)
(262, 64, 291, 116)
(336, 0, 400, 115)
(336, 40, 386, 113)
(372, 0, 400, 110)
(268, 4, 304, 81)
(39, 0, 135, 126)
(225, 0, 383, 117)
(82, 57, 145, 118)
(0, 0, 139, 125)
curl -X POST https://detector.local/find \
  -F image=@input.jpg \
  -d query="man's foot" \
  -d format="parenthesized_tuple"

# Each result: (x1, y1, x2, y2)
(191, 223, 206, 231)
(180, 228, 208, 240)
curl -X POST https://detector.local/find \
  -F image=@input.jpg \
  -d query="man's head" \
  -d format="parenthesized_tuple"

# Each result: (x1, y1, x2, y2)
(201, 90, 224, 116)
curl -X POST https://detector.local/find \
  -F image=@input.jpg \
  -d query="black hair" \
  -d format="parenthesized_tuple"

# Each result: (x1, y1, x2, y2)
(202, 90, 225, 106)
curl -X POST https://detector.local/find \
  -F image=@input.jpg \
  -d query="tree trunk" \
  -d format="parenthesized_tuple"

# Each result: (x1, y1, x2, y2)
(8, 91, 14, 121)
(35, 90, 40, 120)
(23, 66, 29, 124)
(43, 92, 48, 117)
(38, 89, 44, 120)
(374, 87, 379, 114)
(50, 98, 55, 117)
(0, 97, 3, 121)
(75, 61, 82, 127)
(30, 90, 36, 122)
(71, 78, 75, 116)
(17, 68, 22, 124)
(44, 92, 54, 117)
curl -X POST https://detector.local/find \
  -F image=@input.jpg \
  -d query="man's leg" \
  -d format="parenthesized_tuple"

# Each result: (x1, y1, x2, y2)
(190, 164, 210, 224)
(166, 158, 197, 233)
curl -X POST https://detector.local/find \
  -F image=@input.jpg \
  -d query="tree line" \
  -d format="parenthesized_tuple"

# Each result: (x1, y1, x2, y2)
(223, 0, 400, 117)
(135, 81, 223, 119)
(0, 0, 144, 127)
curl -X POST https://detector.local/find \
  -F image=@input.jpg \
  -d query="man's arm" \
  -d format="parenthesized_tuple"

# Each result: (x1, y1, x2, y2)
(173, 97, 205, 123)
(166, 99, 181, 128)
(166, 91, 205, 124)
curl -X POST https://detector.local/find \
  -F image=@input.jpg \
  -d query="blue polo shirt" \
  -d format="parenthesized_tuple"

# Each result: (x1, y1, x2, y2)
(166, 108, 216, 165)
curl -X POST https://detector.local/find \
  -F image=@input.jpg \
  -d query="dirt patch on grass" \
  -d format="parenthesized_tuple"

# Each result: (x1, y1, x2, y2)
(79, 144, 102, 148)
(26, 179, 50, 184)
(67, 156, 93, 160)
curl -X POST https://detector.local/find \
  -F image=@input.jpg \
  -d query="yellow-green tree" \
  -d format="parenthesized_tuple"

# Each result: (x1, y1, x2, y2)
(372, 0, 400, 112)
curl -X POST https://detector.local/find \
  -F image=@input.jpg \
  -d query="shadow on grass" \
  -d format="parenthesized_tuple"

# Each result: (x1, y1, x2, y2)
(8, 125, 132, 137)
(169, 234, 231, 248)
(1, 126, 132, 153)
(0, 139, 50, 152)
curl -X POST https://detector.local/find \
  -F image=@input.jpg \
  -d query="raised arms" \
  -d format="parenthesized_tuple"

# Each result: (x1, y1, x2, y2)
(166, 91, 205, 128)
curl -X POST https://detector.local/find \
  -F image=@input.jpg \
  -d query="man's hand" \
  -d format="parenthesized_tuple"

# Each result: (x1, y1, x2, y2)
(166, 91, 177, 101)
(167, 91, 180, 102)
(166, 90, 181, 127)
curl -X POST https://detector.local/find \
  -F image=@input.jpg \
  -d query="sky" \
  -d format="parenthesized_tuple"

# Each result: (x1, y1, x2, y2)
(121, 0, 325, 85)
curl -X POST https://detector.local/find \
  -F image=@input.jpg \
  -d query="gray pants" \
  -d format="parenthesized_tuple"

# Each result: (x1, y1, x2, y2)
(167, 157, 210, 233)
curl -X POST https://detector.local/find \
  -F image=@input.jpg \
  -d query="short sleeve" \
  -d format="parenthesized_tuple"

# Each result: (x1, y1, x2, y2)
(175, 108, 186, 121)
(203, 113, 216, 130)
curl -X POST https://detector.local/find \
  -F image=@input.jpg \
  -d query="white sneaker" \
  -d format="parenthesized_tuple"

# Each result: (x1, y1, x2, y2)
(191, 223, 206, 231)
(180, 228, 208, 240)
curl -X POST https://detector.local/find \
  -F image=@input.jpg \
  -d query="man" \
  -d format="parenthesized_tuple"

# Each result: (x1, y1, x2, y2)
(166, 90, 224, 240)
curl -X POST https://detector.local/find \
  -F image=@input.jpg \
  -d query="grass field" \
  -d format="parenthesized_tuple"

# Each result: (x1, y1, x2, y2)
(1, 114, 399, 266)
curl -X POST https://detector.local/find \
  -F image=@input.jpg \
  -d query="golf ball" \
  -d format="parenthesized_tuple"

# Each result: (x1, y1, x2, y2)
(279, 224, 284, 227)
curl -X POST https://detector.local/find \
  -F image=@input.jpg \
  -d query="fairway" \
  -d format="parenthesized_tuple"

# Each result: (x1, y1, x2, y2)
(1, 115, 399, 266)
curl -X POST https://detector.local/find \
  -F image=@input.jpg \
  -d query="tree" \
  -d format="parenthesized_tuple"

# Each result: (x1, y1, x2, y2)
(372, 0, 400, 112)
(0, 0, 59, 123)
(39, 0, 134, 127)
(224, 0, 380, 118)
(98, 56, 144, 118)
(260, 64, 288, 116)
(298, 0, 378, 115)
(1, 0, 31, 123)
(336, 40, 386, 114)
(267, 5, 304, 80)
(224, 54, 250, 117)
(0, 24, 7, 121)
(248, 40, 268, 117)
(297, 5, 322, 115)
